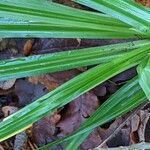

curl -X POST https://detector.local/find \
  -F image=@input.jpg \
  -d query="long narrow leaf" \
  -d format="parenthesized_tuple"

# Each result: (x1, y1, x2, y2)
(137, 57, 150, 100)
(1, 40, 150, 81)
(0, 45, 149, 142)
(74, 0, 150, 35)
(0, 23, 140, 39)
(0, 1, 143, 38)
(0, 0, 130, 28)
(40, 77, 147, 150)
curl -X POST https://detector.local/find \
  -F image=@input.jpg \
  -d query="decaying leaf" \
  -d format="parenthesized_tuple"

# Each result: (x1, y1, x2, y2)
(94, 103, 148, 149)
(29, 75, 59, 91)
(23, 39, 34, 56)
(14, 132, 28, 150)
(0, 145, 4, 150)
(57, 91, 100, 136)
(29, 70, 100, 149)
(32, 39, 79, 54)
(130, 110, 150, 144)
(2, 106, 18, 117)
(31, 112, 61, 146)
(0, 80, 16, 90)
(15, 79, 47, 106)
(81, 129, 105, 150)
(136, 0, 150, 7)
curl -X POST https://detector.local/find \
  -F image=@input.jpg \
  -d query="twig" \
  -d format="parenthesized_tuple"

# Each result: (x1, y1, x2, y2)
(0, 145, 5, 150)
(98, 102, 149, 147)
(93, 142, 150, 150)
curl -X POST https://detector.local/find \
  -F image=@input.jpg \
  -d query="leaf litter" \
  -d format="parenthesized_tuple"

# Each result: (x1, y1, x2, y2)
(0, 0, 150, 149)
(1, 38, 150, 150)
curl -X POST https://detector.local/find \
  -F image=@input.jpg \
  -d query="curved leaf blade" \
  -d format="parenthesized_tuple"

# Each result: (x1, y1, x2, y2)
(137, 57, 150, 100)
(0, 1, 143, 38)
(74, 0, 150, 35)
(1, 40, 150, 81)
(0, 45, 149, 142)
(40, 77, 147, 150)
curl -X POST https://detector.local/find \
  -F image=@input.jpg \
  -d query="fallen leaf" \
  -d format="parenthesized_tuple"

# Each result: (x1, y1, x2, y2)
(2, 106, 18, 117)
(14, 132, 28, 150)
(0, 145, 5, 150)
(130, 110, 150, 143)
(95, 103, 148, 149)
(111, 68, 137, 85)
(0, 80, 16, 90)
(130, 115, 140, 144)
(32, 39, 79, 54)
(136, 0, 150, 7)
(81, 129, 105, 150)
(101, 118, 131, 148)
(29, 69, 81, 91)
(29, 70, 100, 149)
(57, 91, 100, 136)
(53, 0, 82, 8)
(15, 79, 48, 106)
(31, 112, 61, 146)
(23, 39, 34, 56)
(29, 75, 59, 91)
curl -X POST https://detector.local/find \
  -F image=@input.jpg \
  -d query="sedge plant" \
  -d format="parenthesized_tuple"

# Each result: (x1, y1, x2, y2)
(0, 0, 150, 149)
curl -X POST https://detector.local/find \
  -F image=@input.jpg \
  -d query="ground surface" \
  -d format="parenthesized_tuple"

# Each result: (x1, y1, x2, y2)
(0, 0, 150, 150)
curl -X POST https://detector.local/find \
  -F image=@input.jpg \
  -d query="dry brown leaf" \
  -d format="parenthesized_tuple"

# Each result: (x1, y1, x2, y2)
(23, 39, 34, 56)
(31, 112, 61, 146)
(0, 80, 16, 90)
(136, 0, 150, 7)
(81, 129, 105, 150)
(29, 70, 81, 91)
(15, 79, 47, 106)
(130, 110, 150, 144)
(57, 91, 99, 136)
(32, 39, 79, 54)
(14, 132, 28, 150)
(29, 75, 59, 91)
(94, 103, 148, 149)
(130, 115, 140, 144)
(0, 145, 5, 150)
(29, 70, 100, 149)
(2, 106, 18, 117)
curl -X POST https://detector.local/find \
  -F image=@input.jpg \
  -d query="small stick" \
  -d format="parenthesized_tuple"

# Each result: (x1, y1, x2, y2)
(93, 142, 150, 150)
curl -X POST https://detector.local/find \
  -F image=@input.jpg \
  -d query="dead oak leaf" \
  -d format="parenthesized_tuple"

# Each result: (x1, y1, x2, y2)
(130, 110, 150, 144)
(29, 70, 81, 91)
(23, 39, 34, 56)
(0, 80, 16, 90)
(29, 70, 100, 149)
(15, 79, 47, 106)
(31, 112, 61, 146)
(136, 0, 150, 7)
(2, 106, 18, 118)
(81, 129, 105, 150)
(56, 91, 99, 136)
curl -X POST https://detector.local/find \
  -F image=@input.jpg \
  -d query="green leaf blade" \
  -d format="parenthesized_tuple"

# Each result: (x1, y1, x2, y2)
(40, 77, 147, 150)
(0, 45, 149, 142)
(1, 40, 150, 81)
(74, 0, 150, 35)
(0, 1, 144, 38)
(137, 57, 150, 100)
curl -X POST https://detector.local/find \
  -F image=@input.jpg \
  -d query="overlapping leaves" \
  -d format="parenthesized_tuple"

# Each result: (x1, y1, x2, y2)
(0, 45, 149, 142)
(40, 77, 147, 150)
(0, 0, 146, 38)
(0, 0, 150, 149)
(137, 57, 150, 100)
(74, 0, 150, 35)
(1, 40, 150, 81)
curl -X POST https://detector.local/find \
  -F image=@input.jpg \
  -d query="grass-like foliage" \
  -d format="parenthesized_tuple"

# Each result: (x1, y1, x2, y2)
(0, 0, 150, 149)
